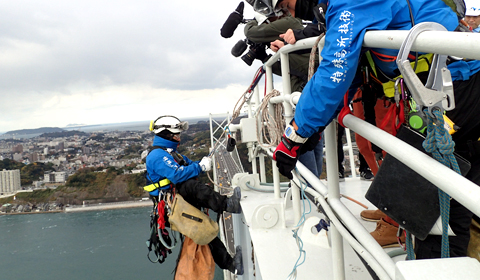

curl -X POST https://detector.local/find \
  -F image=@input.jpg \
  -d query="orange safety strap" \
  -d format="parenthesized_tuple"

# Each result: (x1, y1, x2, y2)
(370, 49, 416, 62)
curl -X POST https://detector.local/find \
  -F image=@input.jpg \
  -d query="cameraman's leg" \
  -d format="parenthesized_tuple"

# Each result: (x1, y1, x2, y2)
(415, 199, 473, 258)
(176, 179, 227, 213)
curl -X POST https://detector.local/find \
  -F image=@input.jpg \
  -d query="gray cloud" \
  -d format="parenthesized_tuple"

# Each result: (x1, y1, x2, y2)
(0, 0, 262, 131)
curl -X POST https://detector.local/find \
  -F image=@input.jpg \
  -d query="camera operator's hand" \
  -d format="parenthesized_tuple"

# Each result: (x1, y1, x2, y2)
(280, 29, 297, 44)
(270, 40, 285, 52)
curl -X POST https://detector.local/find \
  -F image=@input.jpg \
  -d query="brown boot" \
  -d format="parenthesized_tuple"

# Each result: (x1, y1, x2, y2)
(360, 209, 387, 222)
(370, 218, 406, 248)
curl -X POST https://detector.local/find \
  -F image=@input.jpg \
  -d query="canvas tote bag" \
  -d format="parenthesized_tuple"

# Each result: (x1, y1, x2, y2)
(168, 193, 219, 245)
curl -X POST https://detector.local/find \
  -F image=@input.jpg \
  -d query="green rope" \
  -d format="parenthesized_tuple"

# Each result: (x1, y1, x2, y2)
(421, 109, 461, 258)
(406, 232, 415, 260)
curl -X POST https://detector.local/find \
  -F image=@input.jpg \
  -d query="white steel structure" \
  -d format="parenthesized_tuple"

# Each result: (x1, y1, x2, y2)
(212, 27, 480, 280)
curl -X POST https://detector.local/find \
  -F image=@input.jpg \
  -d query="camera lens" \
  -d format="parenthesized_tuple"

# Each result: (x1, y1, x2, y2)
(241, 49, 256, 66)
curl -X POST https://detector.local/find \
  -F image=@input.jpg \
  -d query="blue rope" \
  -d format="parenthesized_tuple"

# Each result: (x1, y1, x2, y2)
(287, 170, 312, 280)
(406, 232, 415, 260)
(420, 109, 462, 258)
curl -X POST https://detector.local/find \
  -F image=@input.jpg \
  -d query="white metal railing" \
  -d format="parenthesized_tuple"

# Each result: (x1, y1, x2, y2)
(232, 28, 480, 280)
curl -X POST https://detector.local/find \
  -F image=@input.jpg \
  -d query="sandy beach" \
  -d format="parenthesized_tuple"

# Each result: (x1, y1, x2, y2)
(64, 200, 153, 212)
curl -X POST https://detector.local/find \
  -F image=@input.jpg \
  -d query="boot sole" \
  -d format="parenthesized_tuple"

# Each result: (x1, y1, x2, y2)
(381, 243, 403, 248)
(360, 178, 374, 181)
(360, 216, 382, 222)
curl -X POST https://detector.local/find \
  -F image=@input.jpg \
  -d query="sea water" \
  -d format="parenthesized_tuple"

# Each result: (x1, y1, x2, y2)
(0, 207, 223, 280)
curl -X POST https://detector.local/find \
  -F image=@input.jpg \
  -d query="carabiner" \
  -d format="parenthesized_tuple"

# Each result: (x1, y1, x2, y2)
(394, 78, 401, 107)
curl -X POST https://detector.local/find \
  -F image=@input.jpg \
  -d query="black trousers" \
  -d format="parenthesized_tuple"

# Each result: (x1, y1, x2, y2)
(175, 179, 233, 270)
(415, 71, 480, 259)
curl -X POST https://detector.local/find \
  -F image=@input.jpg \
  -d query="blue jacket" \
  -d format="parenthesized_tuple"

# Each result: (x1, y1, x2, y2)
(146, 136, 202, 194)
(294, 0, 480, 138)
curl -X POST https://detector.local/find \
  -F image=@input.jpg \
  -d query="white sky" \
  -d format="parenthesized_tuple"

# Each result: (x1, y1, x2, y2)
(0, 0, 264, 132)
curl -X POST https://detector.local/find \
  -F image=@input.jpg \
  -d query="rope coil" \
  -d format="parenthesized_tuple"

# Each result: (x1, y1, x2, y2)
(256, 89, 285, 147)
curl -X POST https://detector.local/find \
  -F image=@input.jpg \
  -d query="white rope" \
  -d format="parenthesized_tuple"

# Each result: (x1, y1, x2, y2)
(206, 67, 265, 189)
(256, 89, 285, 148)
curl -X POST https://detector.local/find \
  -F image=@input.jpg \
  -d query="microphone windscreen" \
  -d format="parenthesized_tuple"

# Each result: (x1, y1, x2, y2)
(220, 13, 243, 38)
(220, 2, 244, 38)
(235, 1, 244, 14)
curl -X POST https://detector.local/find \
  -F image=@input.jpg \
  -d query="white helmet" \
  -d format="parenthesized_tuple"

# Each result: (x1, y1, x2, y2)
(253, 0, 282, 17)
(149, 115, 189, 134)
(465, 0, 480, 16)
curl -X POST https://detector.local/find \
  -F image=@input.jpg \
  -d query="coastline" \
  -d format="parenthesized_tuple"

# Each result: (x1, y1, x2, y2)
(0, 200, 153, 215)
(65, 200, 153, 212)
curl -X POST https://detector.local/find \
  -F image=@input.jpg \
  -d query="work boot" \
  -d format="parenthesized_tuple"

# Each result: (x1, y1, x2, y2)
(233, 246, 244, 275)
(226, 187, 242, 213)
(360, 168, 374, 181)
(370, 218, 406, 248)
(360, 209, 387, 222)
(228, 246, 244, 275)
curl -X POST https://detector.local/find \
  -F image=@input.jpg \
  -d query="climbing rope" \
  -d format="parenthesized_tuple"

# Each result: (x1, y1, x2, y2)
(405, 108, 461, 259)
(308, 33, 325, 80)
(423, 109, 461, 258)
(208, 66, 265, 158)
(206, 67, 265, 188)
(405, 231, 415, 260)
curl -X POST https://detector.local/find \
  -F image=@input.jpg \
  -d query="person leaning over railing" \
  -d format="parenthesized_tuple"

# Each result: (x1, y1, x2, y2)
(270, 0, 480, 259)
(247, 0, 326, 181)
(266, 0, 372, 181)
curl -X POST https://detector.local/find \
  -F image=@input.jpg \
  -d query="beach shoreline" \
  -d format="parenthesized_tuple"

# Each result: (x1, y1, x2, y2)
(65, 200, 153, 212)
(0, 200, 153, 215)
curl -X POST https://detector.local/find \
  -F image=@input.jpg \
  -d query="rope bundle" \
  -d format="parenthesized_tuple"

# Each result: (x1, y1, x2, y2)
(405, 109, 461, 259)
(256, 89, 284, 147)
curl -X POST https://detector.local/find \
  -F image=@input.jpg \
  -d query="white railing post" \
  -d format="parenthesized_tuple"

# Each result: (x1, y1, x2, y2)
(324, 122, 345, 280)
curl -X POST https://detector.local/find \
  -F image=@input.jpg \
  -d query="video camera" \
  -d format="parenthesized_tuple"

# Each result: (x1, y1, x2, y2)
(231, 39, 269, 66)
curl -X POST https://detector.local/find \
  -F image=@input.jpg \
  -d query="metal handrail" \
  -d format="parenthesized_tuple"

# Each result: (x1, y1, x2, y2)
(243, 28, 480, 280)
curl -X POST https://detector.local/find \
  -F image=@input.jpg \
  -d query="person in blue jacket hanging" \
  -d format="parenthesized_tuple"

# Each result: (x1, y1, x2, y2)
(267, 0, 480, 259)
(145, 115, 243, 275)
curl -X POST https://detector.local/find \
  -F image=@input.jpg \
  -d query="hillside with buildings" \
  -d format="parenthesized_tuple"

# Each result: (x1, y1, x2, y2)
(1, 127, 65, 138)
(0, 121, 218, 213)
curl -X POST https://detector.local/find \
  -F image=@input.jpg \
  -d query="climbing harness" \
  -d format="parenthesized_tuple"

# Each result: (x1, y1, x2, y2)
(144, 146, 187, 264)
(146, 194, 178, 264)
(143, 146, 185, 193)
